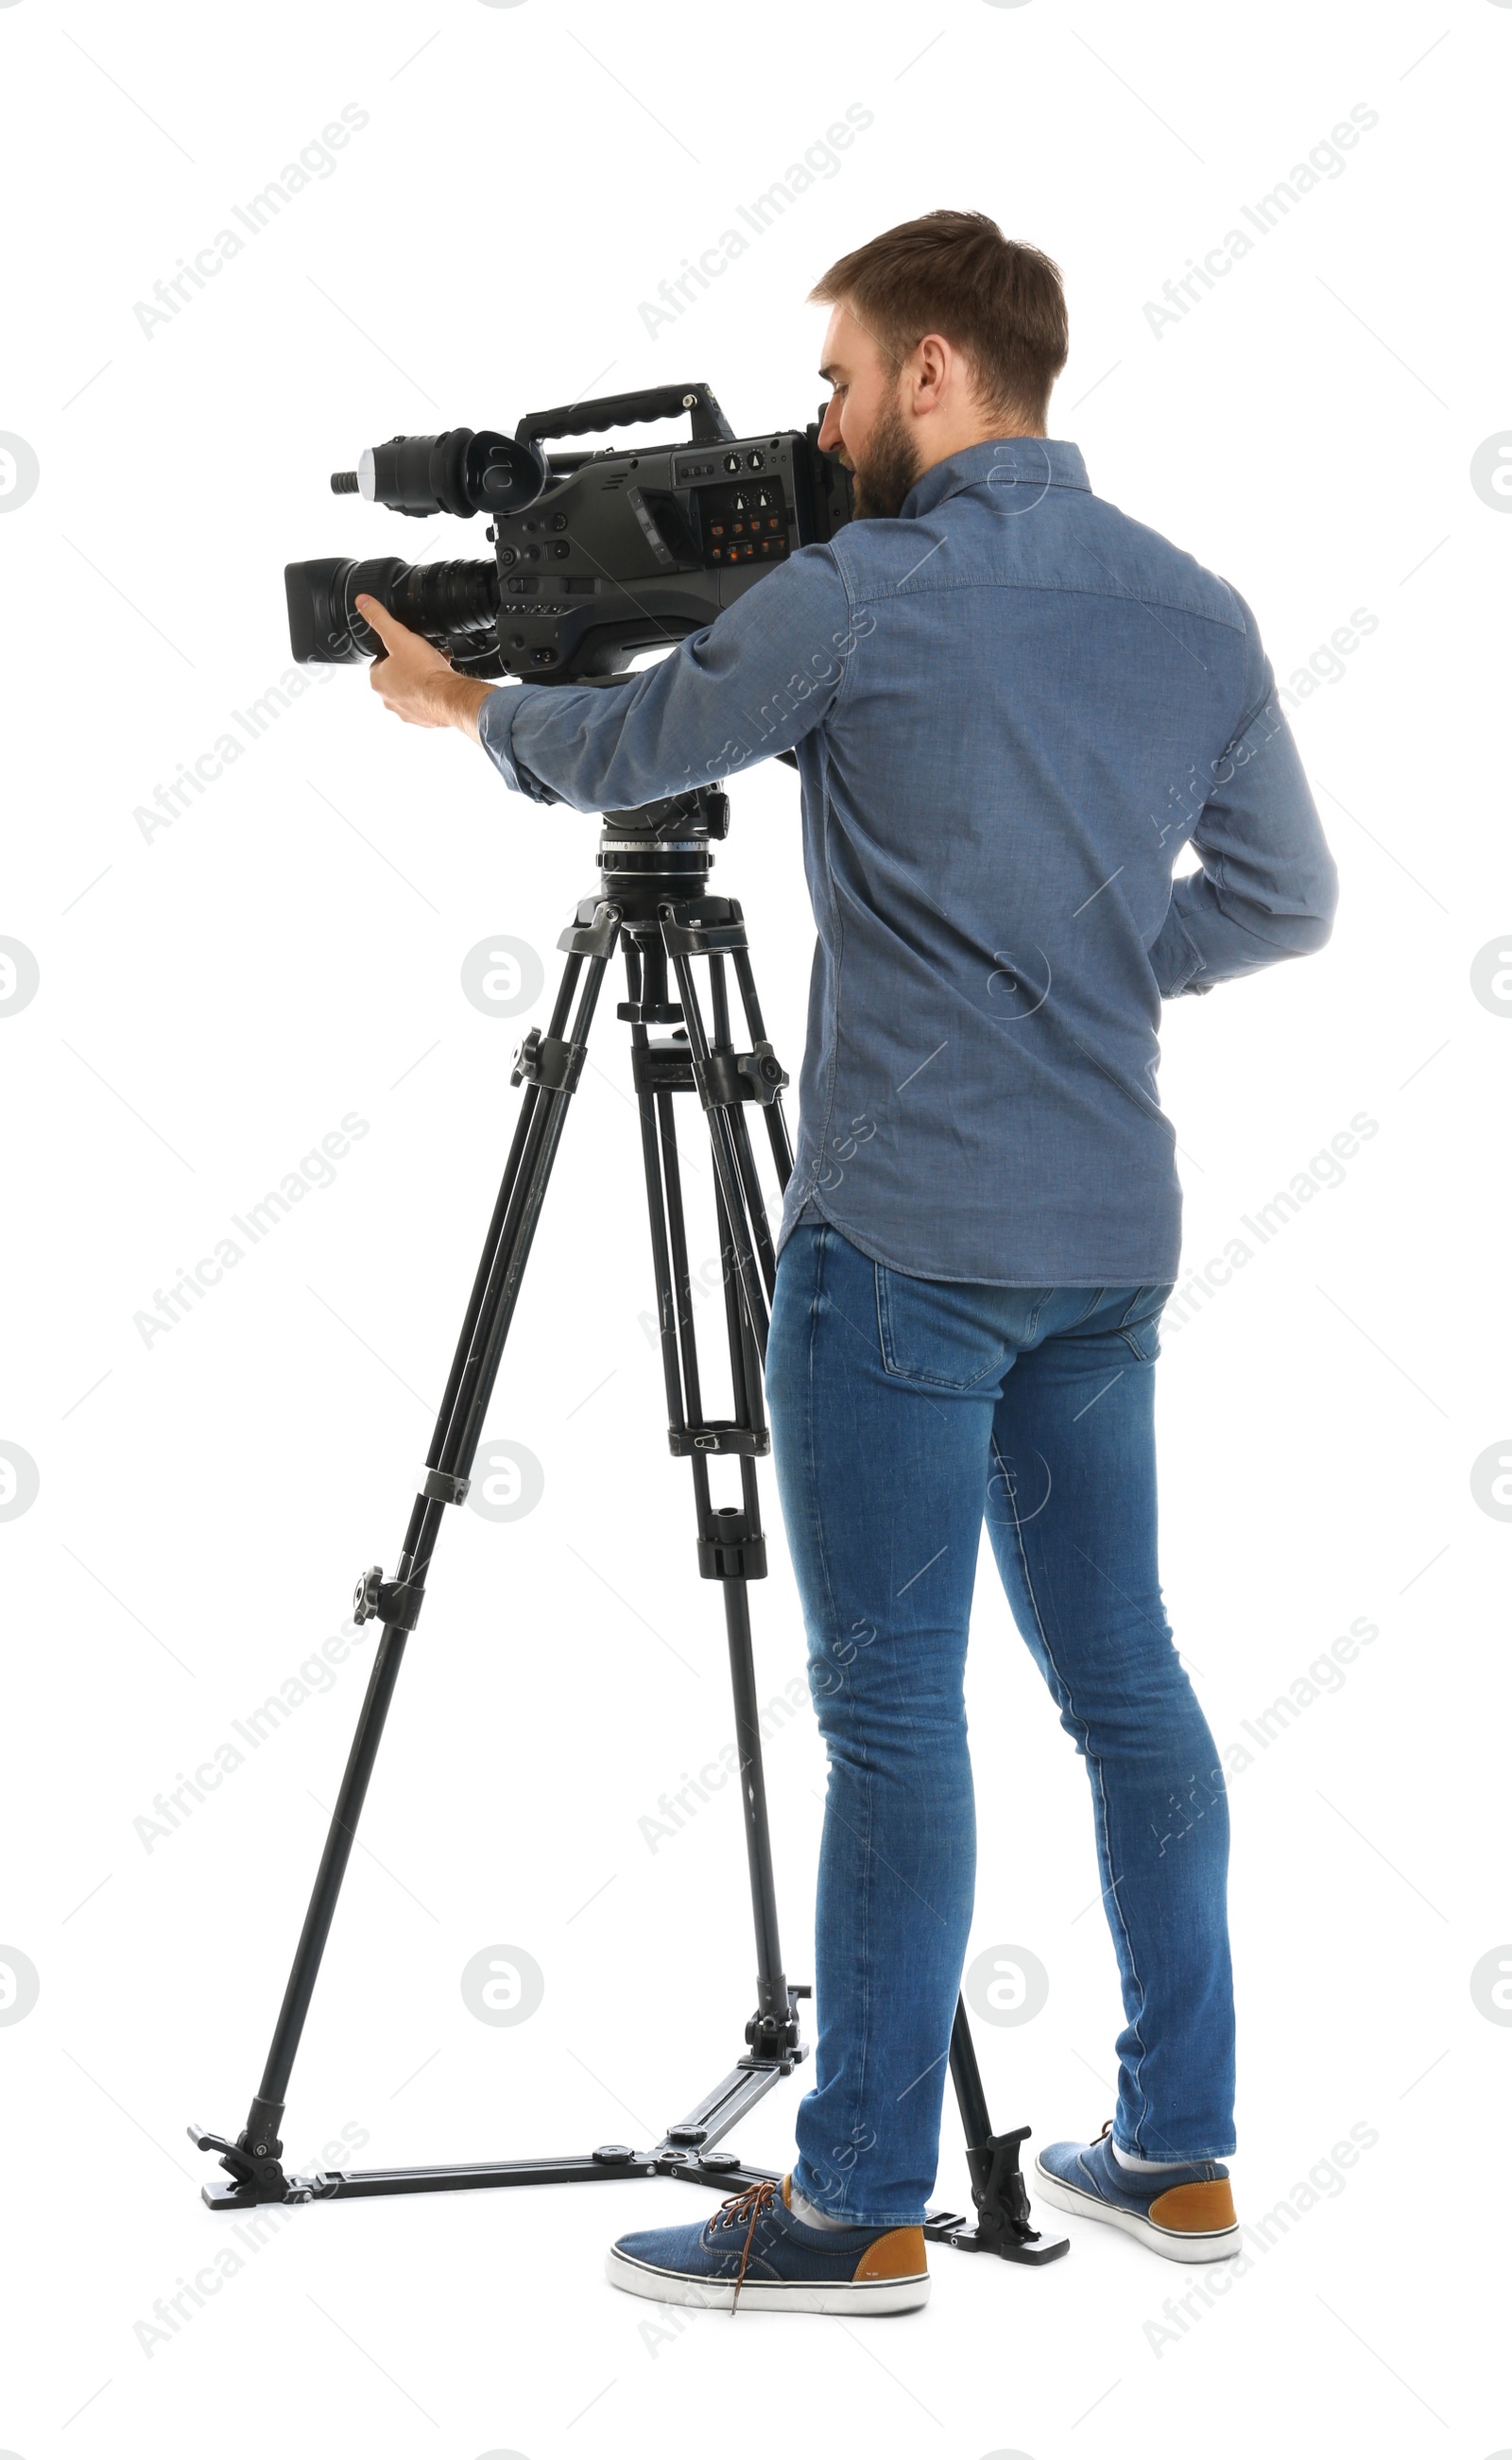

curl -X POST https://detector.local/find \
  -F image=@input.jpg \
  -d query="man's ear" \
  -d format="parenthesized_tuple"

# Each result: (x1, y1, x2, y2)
(911, 333, 951, 411)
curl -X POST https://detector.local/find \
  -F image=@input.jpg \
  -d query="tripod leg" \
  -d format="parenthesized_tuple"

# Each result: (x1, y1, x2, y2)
(627, 928, 799, 2060)
(932, 1998, 1069, 2263)
(420, 954, 583, 1496)
(198, 902, 623, 2202)
(705, 949, 782, 1306)
(729, 942, 794, 1192)
(662, 939, 773, 1363)
(949, 1995, 997, 2150)
(722, 1572, 791, 2035)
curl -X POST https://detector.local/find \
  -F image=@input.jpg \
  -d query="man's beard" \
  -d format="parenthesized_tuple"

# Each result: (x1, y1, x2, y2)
(849, 390, 919, 521)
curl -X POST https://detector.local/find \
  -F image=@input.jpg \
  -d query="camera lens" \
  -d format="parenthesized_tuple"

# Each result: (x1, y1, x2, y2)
(284, 553, 500, 664)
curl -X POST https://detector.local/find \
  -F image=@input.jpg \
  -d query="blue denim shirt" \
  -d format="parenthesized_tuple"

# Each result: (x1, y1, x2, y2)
(477, 438, 1337, 1284)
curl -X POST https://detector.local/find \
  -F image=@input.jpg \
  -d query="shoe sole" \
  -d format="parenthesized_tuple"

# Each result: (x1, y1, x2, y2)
(1033, 2159, 1243, 2263)
(605, 2248, 931, 2314)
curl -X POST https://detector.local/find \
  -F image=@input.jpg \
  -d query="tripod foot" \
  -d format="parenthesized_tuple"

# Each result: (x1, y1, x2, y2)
(188, 2119, 299, 2208)
(920, 2125, 1071, 2264)
(742, 1984, 810, 2068)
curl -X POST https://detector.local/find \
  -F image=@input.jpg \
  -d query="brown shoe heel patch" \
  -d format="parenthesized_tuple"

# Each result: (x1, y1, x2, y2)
(852, 2227, 928, 2281)
(1147, 2179, 1237, 2234)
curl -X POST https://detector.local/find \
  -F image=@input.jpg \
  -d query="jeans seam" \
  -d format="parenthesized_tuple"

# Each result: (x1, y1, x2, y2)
(873, 1258, 892, 1372)
(803, 1228, 876, 2219)
(993, 1429, 1155, 2151)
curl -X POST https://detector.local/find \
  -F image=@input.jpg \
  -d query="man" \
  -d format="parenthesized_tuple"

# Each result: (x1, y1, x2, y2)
(358, 210, 1337, 2315)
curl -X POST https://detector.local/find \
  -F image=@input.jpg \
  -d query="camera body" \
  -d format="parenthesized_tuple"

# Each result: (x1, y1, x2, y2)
(284, 382, 853, 686)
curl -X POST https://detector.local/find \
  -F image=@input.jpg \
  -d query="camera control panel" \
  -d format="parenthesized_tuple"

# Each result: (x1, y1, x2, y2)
(676, 440, 796, 570)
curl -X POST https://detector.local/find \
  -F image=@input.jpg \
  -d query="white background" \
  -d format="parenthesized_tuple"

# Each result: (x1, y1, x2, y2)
(1, 1, 1507, 2453)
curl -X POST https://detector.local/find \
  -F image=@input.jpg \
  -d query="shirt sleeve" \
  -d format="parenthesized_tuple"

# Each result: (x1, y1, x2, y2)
(1148, 588, 1340, 998)
(475, 542, 854, 813)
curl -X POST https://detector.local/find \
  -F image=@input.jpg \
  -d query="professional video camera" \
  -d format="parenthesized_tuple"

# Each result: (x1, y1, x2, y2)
(284, 381, 853, 685)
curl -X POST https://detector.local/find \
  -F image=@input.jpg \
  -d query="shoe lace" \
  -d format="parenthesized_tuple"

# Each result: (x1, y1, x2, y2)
(713, 2177, 780, 2314)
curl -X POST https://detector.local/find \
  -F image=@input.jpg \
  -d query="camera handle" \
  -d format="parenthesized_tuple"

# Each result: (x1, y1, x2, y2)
(514, 382, 733, 448)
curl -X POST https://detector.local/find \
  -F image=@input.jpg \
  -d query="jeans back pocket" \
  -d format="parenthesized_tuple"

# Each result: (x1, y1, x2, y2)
(875, 1264, 1045, 1391)
(1116, 1282, 1177, 1361)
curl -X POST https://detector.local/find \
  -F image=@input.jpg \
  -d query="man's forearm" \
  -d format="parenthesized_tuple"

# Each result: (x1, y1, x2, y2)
(354, 590, 496, 740)
(440, 675, 493, 742)
(1152, 686, 1337, 997)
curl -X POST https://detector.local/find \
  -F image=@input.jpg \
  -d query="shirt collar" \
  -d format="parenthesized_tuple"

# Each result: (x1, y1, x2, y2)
(901, 436, 1091, 521)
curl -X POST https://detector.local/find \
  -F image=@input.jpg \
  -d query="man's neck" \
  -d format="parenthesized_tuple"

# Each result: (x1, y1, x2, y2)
(914, 424, 1046, 476)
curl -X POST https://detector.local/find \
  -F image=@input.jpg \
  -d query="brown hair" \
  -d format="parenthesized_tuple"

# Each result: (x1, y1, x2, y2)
(810, 211, 1068, 430)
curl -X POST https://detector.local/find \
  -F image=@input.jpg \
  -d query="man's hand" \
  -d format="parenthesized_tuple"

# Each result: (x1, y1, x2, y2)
(355, 594, 493, 741)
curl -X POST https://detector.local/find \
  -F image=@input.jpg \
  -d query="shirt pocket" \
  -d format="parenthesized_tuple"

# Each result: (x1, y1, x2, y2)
(1116, 1282, 1177, 1361)
(874, 1264, 1040, 1392)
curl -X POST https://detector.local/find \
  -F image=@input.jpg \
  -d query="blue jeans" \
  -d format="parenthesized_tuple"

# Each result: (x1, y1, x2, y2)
(765, 1222, 1234, 2227)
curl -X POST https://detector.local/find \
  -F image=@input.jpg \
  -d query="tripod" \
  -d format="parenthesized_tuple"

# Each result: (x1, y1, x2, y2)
(191, 784, 1068, 2268)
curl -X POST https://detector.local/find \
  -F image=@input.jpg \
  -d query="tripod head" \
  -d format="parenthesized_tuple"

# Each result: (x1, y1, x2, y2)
(596, 785, 729, 914)
(568, 784, 732, 1026)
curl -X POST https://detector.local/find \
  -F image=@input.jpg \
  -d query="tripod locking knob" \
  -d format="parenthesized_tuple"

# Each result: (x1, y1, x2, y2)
(352, 1564, 426, 1632)
(735, 1041, 789, 1103)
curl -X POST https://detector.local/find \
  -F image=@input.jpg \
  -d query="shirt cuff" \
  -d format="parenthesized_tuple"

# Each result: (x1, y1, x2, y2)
(475, 684, 560, 805)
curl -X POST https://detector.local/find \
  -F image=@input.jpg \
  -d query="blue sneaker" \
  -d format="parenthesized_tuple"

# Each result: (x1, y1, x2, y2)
(605, 2175, 931, 2314)
(1035, 2125, 1241, 2262)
